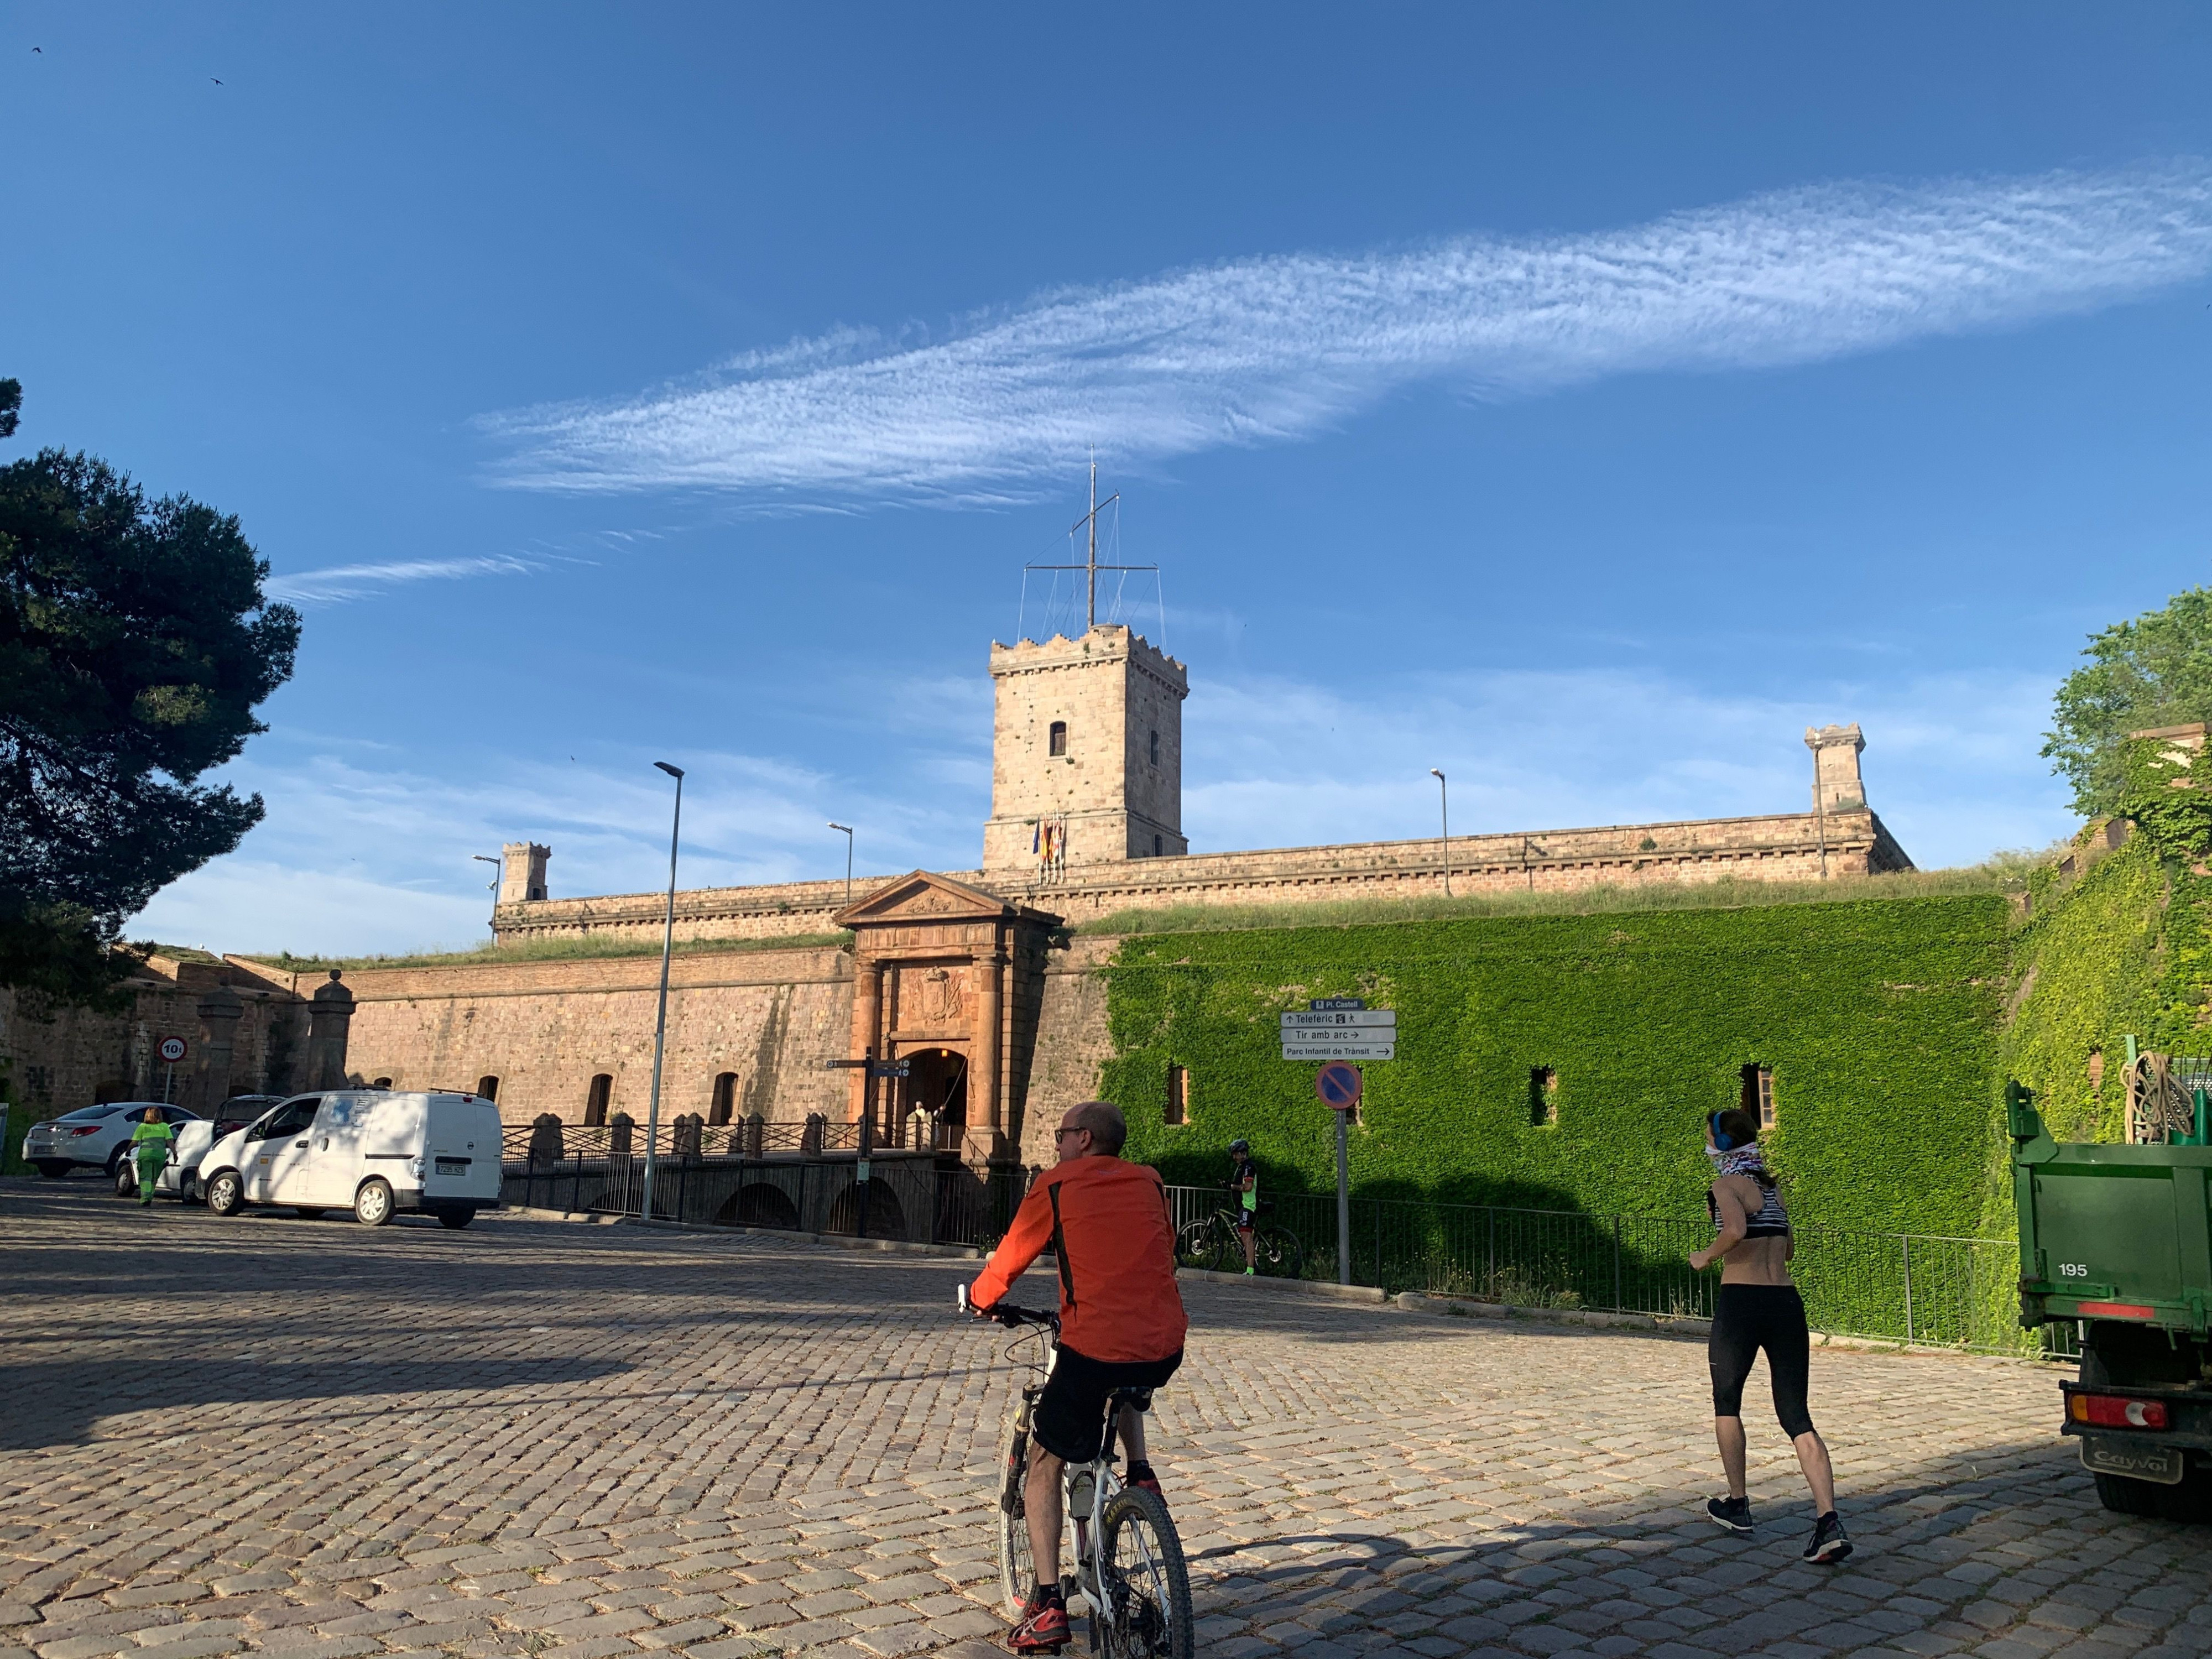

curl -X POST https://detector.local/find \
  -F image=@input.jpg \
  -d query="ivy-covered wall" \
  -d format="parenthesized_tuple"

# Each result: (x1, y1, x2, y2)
(1103, 896, 2010, 1237)
(1980, 728, 2212, 1234)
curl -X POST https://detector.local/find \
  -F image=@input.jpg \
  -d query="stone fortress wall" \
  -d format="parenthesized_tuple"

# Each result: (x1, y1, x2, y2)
(1, 623, 1914, 1176)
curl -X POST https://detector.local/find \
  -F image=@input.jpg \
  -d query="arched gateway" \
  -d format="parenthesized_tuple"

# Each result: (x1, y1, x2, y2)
(830, 870, 1060, 1167)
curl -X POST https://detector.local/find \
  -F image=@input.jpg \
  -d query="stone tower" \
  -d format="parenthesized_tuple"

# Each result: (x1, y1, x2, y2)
(1805, 723, 1868, 812)
(982, 625, 1188, 873)
(500, 842, 550, 904)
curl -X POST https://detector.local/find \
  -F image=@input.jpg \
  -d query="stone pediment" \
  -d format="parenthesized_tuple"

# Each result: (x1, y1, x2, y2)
(834, 870, 1053, 931)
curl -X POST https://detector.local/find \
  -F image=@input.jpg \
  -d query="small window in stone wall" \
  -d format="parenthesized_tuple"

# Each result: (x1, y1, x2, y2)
(1049, 720, 1068, 758)
(1740, 1063, 1775, 1129)
(371, 1077, 393, 1089)
(476, 1075, 499, 1102)
(711, 1072, 737, 1125)
(1165, 1063, 1189, 1125)
(1153, 833, 1164, 857)
(585, 1073, 613, 1127)
(1149, 728, 1160, 765)
(1529, 1067, 1557, 1126)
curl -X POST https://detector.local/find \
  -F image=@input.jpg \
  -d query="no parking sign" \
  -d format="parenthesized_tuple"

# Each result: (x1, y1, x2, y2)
(1315, 1061, 1363, 1113)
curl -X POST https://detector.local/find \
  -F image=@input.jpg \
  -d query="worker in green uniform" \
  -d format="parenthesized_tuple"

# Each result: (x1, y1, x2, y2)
(130, 1108, 173, 1207)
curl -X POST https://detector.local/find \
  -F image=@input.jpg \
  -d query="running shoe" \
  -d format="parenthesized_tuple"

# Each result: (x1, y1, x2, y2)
(1124, 1459, 1164, 1498)
(1704, 1495, 1753, 1535)
(1803, 1511, 1852, 1564)
(1008, 1588, 1070, 1654)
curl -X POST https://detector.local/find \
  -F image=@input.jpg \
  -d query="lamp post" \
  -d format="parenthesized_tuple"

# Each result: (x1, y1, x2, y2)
(472, 854, 500, 932)
(1429, 769, 1451, 897)
(641, 761, 685, 1224)
(828, 822, 854, 908)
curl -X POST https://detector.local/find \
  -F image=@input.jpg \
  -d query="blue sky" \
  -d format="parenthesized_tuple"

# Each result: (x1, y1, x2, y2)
(7, 6, 2211, 954)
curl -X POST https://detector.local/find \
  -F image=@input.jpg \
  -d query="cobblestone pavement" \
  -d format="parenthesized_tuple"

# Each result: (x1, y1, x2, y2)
(4, 1182, 2210, 1659)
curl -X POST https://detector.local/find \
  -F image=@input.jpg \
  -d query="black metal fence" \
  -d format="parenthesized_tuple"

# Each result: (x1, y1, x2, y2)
(494, 1136, 2047, 1355)
(1161, 1185, 2055, 1357)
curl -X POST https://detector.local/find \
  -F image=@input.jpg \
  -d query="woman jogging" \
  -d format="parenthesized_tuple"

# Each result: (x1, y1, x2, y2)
(1687, 1107, 1850, 1564)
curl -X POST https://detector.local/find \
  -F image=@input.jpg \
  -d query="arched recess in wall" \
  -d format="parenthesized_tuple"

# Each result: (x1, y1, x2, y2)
(826, 1181, 906, 1240)
(710, 1072, 737, 1125)
(476, 1075, 499, 1102)
(585, 1073, 612, 1127)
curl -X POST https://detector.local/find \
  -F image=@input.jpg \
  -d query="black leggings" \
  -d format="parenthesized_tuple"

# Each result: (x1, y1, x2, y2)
(1709, 1283, 1815, 1439)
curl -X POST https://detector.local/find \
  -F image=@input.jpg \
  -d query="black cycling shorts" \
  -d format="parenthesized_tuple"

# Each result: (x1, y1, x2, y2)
(1032, 1345, 1183, 1465)
(1708, 1282, 1815, 1440)
(1233, 1207, 1258, 1232)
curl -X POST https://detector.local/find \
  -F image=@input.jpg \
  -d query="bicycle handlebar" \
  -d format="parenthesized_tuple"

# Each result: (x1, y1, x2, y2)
(957, 1281, 1059, 1332)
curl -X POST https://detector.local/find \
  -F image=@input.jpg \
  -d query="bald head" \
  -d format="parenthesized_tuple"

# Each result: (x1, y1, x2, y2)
(1058, 1100, 1127, 1159)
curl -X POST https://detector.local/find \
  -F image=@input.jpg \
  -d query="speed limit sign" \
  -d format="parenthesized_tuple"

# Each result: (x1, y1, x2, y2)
(158, 1036, 187, 1064)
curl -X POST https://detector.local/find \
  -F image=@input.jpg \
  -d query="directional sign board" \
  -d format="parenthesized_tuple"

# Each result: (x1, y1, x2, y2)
(1315, 1062, 1363, 1112)
(158, 1036, 188, 1064)
(1282, 1000, 1394, 1060)
(868, 1061, 911, 1078)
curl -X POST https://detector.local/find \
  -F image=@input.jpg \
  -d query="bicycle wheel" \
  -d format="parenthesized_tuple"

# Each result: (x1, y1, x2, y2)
(1256, 1226, 1304, 1280)
(1098, 1486, 1193, 1659)
(997, 1412, 1037, 1615)
(1173, 1219, 1227, 1273)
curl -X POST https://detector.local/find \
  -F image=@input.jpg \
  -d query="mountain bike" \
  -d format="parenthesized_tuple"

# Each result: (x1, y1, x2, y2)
(960, 1285, 1193, 1659)
(1174, 1203, 1305, 1278)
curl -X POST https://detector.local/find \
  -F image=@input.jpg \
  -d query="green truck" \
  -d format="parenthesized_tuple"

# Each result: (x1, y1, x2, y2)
(2010, 1079, 2212, 1520)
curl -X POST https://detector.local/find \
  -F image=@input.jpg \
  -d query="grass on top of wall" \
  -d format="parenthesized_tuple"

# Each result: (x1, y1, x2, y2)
(1074, 857, 2042, 940)
(239, 931, 854, 973)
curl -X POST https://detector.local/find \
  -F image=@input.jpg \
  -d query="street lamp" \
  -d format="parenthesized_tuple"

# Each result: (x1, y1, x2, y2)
(827, 822, 854, 908)
(641, 760, 685, 1224)
(472, 854, 500, 933)
(1430, 769, 1451, 897)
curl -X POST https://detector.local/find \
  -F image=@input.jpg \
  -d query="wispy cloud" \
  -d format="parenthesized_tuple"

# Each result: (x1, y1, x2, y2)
(482, 163, 2212, 503)
(265, 555, 538, 607)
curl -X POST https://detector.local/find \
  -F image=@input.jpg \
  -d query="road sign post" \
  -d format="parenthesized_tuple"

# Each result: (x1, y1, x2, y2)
(158, 1035, 187, 1104)
(1316, 1061, 1364, 1286)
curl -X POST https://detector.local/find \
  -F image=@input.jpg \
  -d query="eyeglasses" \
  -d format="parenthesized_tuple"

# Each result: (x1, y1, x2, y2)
(1055, 1126, 1088, 1141)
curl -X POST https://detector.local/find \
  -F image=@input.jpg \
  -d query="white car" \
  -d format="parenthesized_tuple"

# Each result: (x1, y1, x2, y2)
(199, 1090, 503, 1228)
(23, 1103, 202, 1181)
(111, 1117, 220, 1202)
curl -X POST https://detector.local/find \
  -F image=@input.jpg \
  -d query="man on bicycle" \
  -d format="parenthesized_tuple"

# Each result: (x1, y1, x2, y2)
(967, 1100, 1187, 1655)
(1228, 1138, 1259, 1274)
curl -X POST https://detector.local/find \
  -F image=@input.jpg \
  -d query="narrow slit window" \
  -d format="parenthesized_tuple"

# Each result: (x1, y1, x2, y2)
(476, 1075, 499, 1102)
(1740, 1063, 1775, 1129)
(1153, 833, 1164, 856)
(1165, 1063, 1188, 1125)
(585, 1072, 613, 1127)
(1529, 1066, 1557, 1126)
(710, 1071, 737, 1125)
(1049, 720, 1068, 758)
(1149, 728, 1160, 765)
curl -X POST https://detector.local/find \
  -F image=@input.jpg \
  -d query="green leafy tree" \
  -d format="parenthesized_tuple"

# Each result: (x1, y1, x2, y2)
(2044, 587, 2212, 819)
(1, 383, 301, 1006)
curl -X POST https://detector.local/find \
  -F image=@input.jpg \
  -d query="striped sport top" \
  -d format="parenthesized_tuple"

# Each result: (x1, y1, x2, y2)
(1709, 1177, 1791, 1239)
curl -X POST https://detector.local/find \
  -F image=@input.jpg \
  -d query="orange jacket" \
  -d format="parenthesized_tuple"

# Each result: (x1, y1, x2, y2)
(969, 1155, 1188, 1364)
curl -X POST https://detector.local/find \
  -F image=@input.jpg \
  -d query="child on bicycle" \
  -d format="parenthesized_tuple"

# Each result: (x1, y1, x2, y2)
(1228, 1138, 1259, 1274)
(967, 1100, 1187, 1654)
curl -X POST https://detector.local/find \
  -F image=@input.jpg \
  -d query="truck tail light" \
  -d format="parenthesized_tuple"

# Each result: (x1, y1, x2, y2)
(2077, 1301, 2157, 1320)
(2070, 1393, 2170, 1430)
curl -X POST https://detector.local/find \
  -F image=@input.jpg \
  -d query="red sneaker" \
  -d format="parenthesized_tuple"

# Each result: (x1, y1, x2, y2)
(1124, 1460, 1164, 1499)
(1009, 1593, 1070, 1654)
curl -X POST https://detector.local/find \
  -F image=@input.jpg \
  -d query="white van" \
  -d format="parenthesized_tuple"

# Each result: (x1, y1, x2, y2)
(200, 1091, 503, 1228)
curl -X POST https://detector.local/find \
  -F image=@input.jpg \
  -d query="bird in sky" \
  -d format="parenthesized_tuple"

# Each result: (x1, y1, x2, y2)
(211, 77, 223, 85)
(31, 45, 41, 52)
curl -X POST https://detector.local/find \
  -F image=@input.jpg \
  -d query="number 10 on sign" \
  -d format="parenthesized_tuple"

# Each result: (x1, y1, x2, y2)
(1316, 1063, 1362, 1286)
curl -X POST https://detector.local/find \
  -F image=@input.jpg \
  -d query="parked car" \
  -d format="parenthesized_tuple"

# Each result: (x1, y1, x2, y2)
(200, 1090, 503, 1228)
(22, 1102, 202, 1180)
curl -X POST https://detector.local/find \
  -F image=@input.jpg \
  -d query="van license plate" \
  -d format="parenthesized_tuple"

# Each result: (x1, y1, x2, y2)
(435, 1159, 468, 1176)
(2081, 1438, 2185, 1484)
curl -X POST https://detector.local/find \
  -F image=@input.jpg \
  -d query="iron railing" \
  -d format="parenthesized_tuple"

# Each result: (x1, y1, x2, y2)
(493, 1135, 2049, 1355)
(1161, 1185, 2057, 1357)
